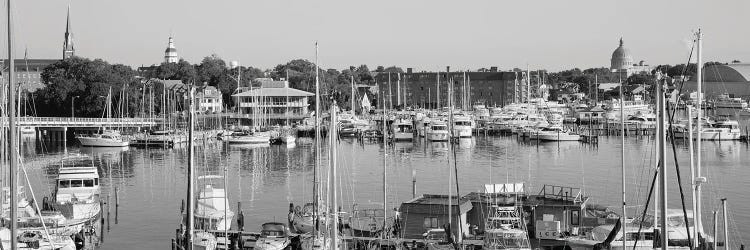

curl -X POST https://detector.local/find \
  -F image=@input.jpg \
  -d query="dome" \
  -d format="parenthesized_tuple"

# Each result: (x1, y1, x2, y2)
(165, 47, 177, 53)
(610, 38, 633, 71)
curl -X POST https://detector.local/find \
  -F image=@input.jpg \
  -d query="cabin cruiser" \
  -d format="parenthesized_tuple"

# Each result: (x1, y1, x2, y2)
(391, 118, 414, 141)
(194, 175, 234, 231)
(339, 121, 358, 137)
(76, 129, 129, 147)
(346, 205, 386, 237)
(0, 228, 76, 250)
(254, 222, 292, 250)
(426, 121, 450, 141)
(603, 95, 651, 120)
(673, 118, 741, 140)
(532, 126, 581, 141)
(624, 111, 657, 128)
(711, 93, 748, 109)
(53, 154, 101, 223)
(451, 116, 474, 138)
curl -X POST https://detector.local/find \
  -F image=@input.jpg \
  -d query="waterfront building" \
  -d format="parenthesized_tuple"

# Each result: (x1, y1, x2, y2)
(0, 59, 58, 92)
(63, 6, 75, 59)
(232, 80, 313, 126)
(164, 37, 178, 63)
(398, 194, 473, 240)
(195, 85, 223, 113)
(373, 68, 521, 109)
(683, 63, 750, 99)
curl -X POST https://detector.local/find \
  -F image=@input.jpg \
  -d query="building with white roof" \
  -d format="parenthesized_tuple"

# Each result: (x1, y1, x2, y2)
(232, 80, 313, 126)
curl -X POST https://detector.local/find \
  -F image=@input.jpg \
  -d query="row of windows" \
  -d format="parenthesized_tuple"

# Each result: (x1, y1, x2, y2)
(58, 178, 99, 188)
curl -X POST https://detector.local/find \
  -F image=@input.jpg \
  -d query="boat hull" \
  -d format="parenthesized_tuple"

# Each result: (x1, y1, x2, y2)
(426, 132, 449, 141)
(393, 132, 413, 141)
(77, 137, 129, 147)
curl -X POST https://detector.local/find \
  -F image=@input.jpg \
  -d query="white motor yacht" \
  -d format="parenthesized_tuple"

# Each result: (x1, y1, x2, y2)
(53, 154, 101, 223)
(391, 118, 414, 141)
(673, 118, 741, 140)
(254, 222, 291, 250)
(533, 126, 581, 141)
(451, 116, 474, 138)
(195, 175, 234, 231)
(426, 121, 450, 141)
(76, 130, 129, 147)
(416, 118, 431, 137)
(226, 131, 270, 144)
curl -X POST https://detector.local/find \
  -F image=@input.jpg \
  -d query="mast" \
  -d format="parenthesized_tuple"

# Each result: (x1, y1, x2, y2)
(186, 84, 195, 250)
(382, 94, 388, 238)
(525, 65, 530, 103)
(721, 198, 728, 250)
(436, 72, 440, 109)
(351, 76, 355, 116)
(7, 0, 18, 248)
(329, 102, 339, 250)
(619, 70, 626, 250)
(688, 106, 698, 248)
(657, 74, 668, 249)
(388, 72, 392, 110)
(396, 73, 401, 109)
(694, 29, 704, 237)
(313, 42, 321, 236)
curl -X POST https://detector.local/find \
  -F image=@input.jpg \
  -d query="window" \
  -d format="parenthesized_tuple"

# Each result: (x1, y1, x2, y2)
(95, 178, 99, 185)
(570, 210, 580, 226)
(84, 179, 94, 187)
(423, 217, 439, 228)
(71, 180, 84, 187)
(59, 180, 70, 188)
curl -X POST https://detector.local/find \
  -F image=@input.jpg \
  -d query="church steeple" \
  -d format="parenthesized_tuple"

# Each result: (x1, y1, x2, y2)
(63, 6, 75, 59)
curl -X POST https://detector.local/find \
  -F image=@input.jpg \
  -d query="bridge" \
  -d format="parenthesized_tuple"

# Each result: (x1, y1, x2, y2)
(3, 117, 160, 128)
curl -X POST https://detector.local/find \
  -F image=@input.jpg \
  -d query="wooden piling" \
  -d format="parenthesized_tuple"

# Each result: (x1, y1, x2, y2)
(115, 187, 119, 224)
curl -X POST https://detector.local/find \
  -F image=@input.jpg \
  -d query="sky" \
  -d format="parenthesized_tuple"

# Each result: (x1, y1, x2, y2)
(5, 0, 750, 72)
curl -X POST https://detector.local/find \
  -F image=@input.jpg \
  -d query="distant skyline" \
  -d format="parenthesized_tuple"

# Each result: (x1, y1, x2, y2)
(7, 0, 750, 72)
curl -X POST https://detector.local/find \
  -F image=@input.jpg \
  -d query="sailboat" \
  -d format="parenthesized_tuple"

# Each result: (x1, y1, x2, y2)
(76, 88, 129, 147)
(175, 86, 218, 250)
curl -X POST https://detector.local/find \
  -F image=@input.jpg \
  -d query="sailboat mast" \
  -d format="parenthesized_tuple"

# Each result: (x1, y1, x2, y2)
(7, 0, 18, 248)
(185, 84, 195, 250)
(619, 70, 626, 250)
(382, 95, 388, 236)
(687, 106, 698, 248)
(313, 42, 321, 235)
(351, 76, 355, 116)
(694, 29, 704, 236)
(329, 103, 339, 250)
(657, 74, 668, 249)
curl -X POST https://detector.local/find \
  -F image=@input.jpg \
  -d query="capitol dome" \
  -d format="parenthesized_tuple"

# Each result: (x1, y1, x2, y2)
(610, 38, 633, 71)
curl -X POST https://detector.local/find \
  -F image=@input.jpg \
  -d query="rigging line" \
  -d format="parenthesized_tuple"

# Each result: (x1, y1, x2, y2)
(665, 98, 694, 248)
(632, 161, 659, 250)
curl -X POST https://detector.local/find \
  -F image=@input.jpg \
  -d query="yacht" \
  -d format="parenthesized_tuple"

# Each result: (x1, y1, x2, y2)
(426, 121, 450, 141)
(0, 228, 76, 250)
(195, 175, 234, 231)
(346, 205, 386, 237)
(254, 222, 291, 250)
(416, 117, 431, 137)
(533, 126, 581, 141)
(53, 154, 101, 223)
(591, 210, 711, 250)
(711, 93, 748, 109)
(225, 130, 270, 144)
(624, 111, 657, 128)
(603, 95, 651, 120)
(76, 129, 129, 147)
(673, 118, 741, 140)
(451, 116, 474, 138)
(391, 118, 414, 141)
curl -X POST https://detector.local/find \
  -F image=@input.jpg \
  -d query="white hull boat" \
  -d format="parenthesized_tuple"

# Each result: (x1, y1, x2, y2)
(77, 130, 129, 147)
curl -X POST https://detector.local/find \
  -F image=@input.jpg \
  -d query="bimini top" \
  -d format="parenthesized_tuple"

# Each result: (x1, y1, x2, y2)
(58, 154, 98, 180)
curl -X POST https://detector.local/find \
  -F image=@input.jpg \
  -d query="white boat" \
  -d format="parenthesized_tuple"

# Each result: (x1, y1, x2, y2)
(624, 111, 656, 128)
(711, 93, 747, 109)
(53, 154, 101, 223)
(254, 222, 291, 250)
(193, 230, 218, 250)
(674, 119, 741, 140)
(300, 234, 344, 250)
(591, 210, 709, 250)
(391, 118, 414, 141)
(604, 95, 651, 120)
(426, 121, 450, 141)
(346, 205, 386, 237)
(76, 129, 129, 147)
(225, 131, 270, 144)
(533, 126, 581, 141)
(290, 203, 318, 234)
(0, 228, 76, 250)
(451, 116, 473, 138)
(195, 175, 234, 231)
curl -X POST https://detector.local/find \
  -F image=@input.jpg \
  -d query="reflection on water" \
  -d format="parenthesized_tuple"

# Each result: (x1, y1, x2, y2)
(14, 133, 750, 249)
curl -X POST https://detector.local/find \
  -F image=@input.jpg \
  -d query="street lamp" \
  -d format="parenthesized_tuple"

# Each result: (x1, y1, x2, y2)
(71, 96, 79, 118)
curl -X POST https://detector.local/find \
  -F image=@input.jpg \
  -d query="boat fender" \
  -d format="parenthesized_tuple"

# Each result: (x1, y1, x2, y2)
(74, 231, 86, 249)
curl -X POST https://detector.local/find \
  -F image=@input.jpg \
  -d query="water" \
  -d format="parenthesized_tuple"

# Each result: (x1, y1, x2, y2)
(18, 130, 749, 249)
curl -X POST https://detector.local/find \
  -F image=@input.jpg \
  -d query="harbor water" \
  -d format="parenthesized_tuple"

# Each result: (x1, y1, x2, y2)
(18, 130, 750, 249)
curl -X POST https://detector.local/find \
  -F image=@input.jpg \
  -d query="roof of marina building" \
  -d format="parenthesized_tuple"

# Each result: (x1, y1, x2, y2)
(232, 80, 313, 97)
(704, 63, 750, 82)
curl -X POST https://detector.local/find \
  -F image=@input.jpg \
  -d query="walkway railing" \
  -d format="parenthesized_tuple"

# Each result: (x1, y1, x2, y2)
(0, 117, 160, 127)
